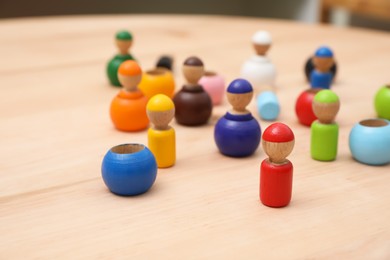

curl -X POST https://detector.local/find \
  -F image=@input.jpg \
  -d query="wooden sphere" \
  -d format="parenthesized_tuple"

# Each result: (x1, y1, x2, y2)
(147, 94, 175, 130)
(182, 56, 204, 85)
(226, 79, 253, 114)
(118, 60, 142, 92)
(313, 90, 340, 124)
(115, 30, 133, 55)
(262, 122, 295, 164)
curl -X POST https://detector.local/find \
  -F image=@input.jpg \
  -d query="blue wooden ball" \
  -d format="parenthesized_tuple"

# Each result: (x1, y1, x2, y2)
(214, 112, 261, 157)
(349, 119, 390, 166)
(101, 143, 157, 195)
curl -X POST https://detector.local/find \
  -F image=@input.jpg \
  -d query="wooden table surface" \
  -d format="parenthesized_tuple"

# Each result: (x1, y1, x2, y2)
(1, 15, 390, 259)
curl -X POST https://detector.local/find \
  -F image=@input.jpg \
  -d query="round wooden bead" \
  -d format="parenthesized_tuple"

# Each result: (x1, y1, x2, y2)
(138, 68, 175, 99)
(101, 144, 157, 196)
(198, 71, 225, 105)
(256, 91, 280, 121)
(374, 85, 390, 120)
(295, 88, 321, 126)
(349, 119, 390, 165)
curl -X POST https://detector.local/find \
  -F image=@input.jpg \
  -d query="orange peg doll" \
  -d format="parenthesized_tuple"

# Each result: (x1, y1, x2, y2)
(110, 60, 149, 131)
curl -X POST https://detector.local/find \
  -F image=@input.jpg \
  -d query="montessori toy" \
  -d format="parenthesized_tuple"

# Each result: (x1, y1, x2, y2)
(349, 119, 390, 165)
(256, 90, 280, 121)
(305, 47, 337, 82)
(240, 30, 276, 94)
(374, 84, 390, 120)
(214, 79, 261, 157)
(138, 67, 175, 99)
(260, 122, 295, 208)
(107, 30, 135, 87)
(295, 88, 321, 126)
(156, 55, 174, 71)
(311, 90, 340, 161)
(310, 46, 335, 89)
(101, 143, 157, 196)
(199, 71, 225, 105)
(110, 60, 149, 131)
(147, 94, 176, 168)
(173, 56, 212, 126)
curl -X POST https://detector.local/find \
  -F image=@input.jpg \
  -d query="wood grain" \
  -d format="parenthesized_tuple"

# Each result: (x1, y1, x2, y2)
(0, 15, 390, 259)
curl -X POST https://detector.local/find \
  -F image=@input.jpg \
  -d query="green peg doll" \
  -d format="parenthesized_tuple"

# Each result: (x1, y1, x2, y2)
(106, 30, 136, 87)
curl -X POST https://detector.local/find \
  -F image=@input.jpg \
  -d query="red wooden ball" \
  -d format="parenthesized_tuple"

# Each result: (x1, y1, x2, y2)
(262, 122, 294, 143)
(295, 89, 320, 127)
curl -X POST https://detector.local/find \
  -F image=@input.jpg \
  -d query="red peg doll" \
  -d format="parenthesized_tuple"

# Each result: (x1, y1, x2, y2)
(260, 122, 295, 208)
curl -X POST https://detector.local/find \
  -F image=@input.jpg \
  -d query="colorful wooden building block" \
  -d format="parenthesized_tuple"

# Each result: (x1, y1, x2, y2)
(107, 30, 136, 87)
(147, 94, 176, 168)
(260, 122, 295, 208)
(110, 60, 149, 131)
(310, 90, 340, 161)
(214, 79, 261, 157)
(173, 56, 212, 126)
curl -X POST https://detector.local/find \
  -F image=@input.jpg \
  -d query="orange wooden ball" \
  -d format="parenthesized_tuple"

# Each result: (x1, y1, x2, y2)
(110, 90, 149, 131)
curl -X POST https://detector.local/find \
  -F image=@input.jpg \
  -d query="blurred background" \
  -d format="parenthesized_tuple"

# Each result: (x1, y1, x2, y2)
(0, 0, 389, 31)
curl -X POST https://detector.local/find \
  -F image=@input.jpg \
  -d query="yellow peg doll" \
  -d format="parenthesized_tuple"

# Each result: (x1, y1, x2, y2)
(146, 94, 176, 168)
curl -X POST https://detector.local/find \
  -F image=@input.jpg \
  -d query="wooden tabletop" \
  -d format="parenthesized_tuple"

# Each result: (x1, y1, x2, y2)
(1, 15, 390, 259)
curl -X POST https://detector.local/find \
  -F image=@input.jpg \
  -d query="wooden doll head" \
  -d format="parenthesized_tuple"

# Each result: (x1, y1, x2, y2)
(226, 79, 253, 114)
(182, 56, 204, 85)
(147, 94, 175, 130)
(313, 46, 334, 72)
(118, 60, 142, 92)
(313, 90, 340, 124)
(252, 30, 272, 56)
(115, 30, 133, 55)
(262, 123, 295, 164)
